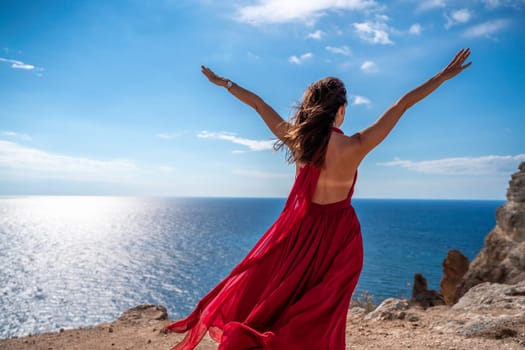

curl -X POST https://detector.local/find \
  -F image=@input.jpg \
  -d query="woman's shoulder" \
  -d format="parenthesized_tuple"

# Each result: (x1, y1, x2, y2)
(331, 131, 361, 149)
(330, 132, 364, 167)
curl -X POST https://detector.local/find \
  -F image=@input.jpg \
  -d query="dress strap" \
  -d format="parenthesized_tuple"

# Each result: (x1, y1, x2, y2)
(331, 126, 344, 134)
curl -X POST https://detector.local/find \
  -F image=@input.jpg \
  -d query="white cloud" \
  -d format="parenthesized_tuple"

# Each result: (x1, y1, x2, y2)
(289, 52, 313, 64)
(352, 95, 371, 106)
(353, 19, 393, 45)
(417, 0, 446, 12)
(0, 140, 137, 182)
(484, 0, 499, 6)
(0, 57, 35, 70)
(463, 18, 510, 38)
(197, 131, 275, 151)
(325, 45, 352, 56)
(236, 0, 377, 25)
(409, 23, 422, 35)
(452, 9, 471, 22)
(360, 60, 378, 73)
(483, 0, 525, 9)
(307, 29, 324, 40)
(1, 131, 32, 141)
(233, 168, 291, 179)
(445, 8, 472, 29)
(377, 154, 525, 175)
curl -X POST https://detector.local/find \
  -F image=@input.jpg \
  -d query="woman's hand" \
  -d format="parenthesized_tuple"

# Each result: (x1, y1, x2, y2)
(201, 65, 228, 87)
(354, 48, 472, 160)
(438, 48, 472, 81)
(200, 65, 289, 141)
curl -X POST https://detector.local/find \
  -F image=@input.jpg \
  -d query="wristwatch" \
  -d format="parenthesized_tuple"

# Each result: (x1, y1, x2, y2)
(225, 80, 233, 90)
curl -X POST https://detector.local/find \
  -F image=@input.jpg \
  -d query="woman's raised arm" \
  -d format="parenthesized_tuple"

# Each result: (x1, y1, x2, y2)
(201, 66, 289, 141)
(354, 48, 472, 160)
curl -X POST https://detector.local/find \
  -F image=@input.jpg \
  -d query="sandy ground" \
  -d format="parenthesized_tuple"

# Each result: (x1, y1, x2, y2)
(1, 305, 524, 350)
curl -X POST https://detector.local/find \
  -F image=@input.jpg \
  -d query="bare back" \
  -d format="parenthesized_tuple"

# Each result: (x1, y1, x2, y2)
(296, 130, 362, 205)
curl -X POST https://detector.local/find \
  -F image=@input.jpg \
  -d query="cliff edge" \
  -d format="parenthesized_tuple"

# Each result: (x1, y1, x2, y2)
(458, 162, 525, 297)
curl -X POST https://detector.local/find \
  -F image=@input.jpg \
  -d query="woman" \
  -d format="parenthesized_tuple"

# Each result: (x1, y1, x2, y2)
(165, 48, 471, 349)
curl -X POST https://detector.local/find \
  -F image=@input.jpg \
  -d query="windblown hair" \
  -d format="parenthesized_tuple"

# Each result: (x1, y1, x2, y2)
(275, 77, 347, 167)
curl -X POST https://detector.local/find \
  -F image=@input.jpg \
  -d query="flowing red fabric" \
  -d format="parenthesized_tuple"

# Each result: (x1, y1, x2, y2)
(165, 128, 364, 350)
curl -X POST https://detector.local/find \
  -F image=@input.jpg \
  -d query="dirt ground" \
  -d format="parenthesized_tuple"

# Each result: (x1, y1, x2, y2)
(1, 304, 524, 350)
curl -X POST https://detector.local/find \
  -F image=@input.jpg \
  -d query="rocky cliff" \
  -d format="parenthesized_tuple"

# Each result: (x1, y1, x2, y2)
(458, 162, 525, 297)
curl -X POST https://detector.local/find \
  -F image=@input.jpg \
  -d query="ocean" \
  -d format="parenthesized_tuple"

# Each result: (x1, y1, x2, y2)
(0, 196, 502, 339)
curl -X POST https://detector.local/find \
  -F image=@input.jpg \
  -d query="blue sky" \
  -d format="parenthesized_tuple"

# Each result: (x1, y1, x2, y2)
(1, 0, 524, 199)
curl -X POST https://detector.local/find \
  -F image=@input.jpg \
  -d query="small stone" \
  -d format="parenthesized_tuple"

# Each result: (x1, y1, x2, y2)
(119, 304, 168, 322)
(408, 314, 420, 322)
(348, 306, 367, 316)
(364, 298, 410, 321)
(59, 328, 64, 333)
(108, 327, 114, 333)
(147, 339, 151, 344)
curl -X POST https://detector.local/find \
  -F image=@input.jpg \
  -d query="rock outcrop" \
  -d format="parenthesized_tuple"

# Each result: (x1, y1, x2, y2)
(411, 273, 445, 308)
(458, 162, 525, 298)
(118, 304, 168, 322)
(453, 280, 525, 313)
(431, 280, 525, 341)
(363, 298, 412, 321)
(440, 249, 469, 305)
(361, 282, 525, 345)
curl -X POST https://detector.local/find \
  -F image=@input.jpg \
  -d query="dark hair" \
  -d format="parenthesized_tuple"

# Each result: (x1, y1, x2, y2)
(275, 77, 347, 167)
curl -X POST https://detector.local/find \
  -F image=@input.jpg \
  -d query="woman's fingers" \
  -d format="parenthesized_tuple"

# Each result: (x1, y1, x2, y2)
(453, 48, 465, 62)
(462, 61, 472, 70)
(446, 48, 471, 72)
(201, 66, 215, 77)
(200, 65, 225, 86)
(201, 66, 216, 80)
(439, 48, 472, 80)
(450, 49, 465, 67)
(450, 48, 470, 68)
(459, 48, 470, 64)
(457, 49, 471, 70)
(459, 49, 470, 64)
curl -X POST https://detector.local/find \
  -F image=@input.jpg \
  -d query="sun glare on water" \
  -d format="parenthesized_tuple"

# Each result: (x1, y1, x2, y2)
(30, 196, 117, 219)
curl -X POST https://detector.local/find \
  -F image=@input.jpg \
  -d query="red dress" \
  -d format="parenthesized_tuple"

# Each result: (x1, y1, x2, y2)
(165, 128, 364, 350)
